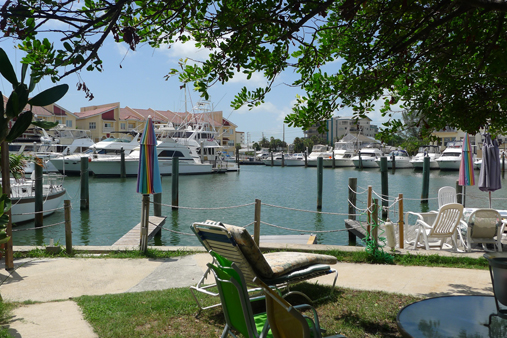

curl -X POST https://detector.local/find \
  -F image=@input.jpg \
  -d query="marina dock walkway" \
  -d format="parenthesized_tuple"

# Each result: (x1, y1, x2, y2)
(0, 245, 492, 338)
(113, 216, 166, 246)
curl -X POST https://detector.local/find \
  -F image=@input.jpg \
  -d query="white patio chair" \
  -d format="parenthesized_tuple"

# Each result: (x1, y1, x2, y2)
(438, 186, 457, 209)
(465, 209, 505, 252)
(411, 203, 466, 251)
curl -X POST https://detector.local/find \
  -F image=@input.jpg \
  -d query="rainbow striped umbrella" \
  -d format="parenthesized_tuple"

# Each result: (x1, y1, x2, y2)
(136, 116, 162, 194)
(458, 133, 475, 206)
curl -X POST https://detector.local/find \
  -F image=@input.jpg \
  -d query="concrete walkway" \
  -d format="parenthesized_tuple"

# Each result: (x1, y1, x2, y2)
(0, 246, 494, 338)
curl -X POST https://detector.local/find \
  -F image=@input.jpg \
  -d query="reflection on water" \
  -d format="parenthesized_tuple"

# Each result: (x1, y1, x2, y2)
(10, 166, 507, 247)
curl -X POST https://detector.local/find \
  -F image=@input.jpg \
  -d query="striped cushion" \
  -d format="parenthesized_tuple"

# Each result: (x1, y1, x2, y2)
(223, 224, 337, 279)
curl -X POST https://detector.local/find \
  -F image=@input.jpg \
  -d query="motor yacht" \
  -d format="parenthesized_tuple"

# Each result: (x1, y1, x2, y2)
(436, 141, 473, 170)
(375, 149, 412, 169)
(87, 137, 212, 177)
(8, 174, 66, 224)
(49, 131, 141, 175)
(409, 145, 441, 169)
(306, 145, 334, 167)
(351, 143, 384, 168)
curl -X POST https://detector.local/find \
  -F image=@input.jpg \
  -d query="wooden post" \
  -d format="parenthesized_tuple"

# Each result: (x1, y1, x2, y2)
(372, 198, 379, 246)
(317, 157, 323, 209)
(80, 157, 89, 210)
(254, 199, 261, 246)
(456, 180, 463, 205)
(154, 193, 162, 216)
(120, 147, 126, 178)
(200, 141, 204, 164)
(140, 194, 149, 253)
(380, 156, 388, 220)
(172, 157, 179, 210)
(236, 147, 239, 164)
(367, 185, 372, 234)
(332, 152, 336, 169)
(358, 152, 363, 169)
(392, 153, 396, 173)
(270, 152, 274, 166)
(304, 148, 308, 167)
(1, 141, 13, 270)
(421, 156, 430, 203)
(281, 152, 285, 167)
(34, 164, 43, 227)
(398, 193, 404, 249)
(348, 178, 357, 245)
(64, 200, 72, 254)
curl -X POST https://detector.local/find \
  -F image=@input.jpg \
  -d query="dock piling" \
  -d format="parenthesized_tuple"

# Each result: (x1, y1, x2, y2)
(421, 156, 430, 203)
(172, 157, 179, 210)
(254, 199, 261, 246)
(34, 164, 43, 227)
(120, 147, 126, 178)
(80, 157, 89, 210)
(398, 193, 404, 249)
(317, 157, 323, 209)
(64, 200, 72, 254)
(348, 178, 357, 245)
(380, 156, 388, 220)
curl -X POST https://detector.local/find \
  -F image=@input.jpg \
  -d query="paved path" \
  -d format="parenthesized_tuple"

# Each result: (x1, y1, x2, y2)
(0, 246, 494, 338)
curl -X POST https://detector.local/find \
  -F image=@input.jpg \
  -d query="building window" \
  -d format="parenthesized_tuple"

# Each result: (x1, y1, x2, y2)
(89, 122, 96, 130)
(128, 123, 135, 129)
(120, 123, 126, 130)
(66, 120, 72, 128)
(104, 123, 113, 128)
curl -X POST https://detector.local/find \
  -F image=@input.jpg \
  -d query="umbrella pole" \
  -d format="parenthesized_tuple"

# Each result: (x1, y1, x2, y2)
(140, 194, 150, 253)
(463, 186, 466, 207)
(489, 191, 492, 209)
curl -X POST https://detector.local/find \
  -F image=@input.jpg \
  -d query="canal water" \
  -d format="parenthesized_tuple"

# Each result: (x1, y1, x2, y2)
(11, 165, 507, 247)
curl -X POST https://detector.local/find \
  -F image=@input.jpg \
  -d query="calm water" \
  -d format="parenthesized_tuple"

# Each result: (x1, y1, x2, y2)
(11, 166, 507, 247)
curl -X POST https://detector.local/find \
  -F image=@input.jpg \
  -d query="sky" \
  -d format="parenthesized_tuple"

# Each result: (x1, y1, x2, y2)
(0, 34, 390, 145)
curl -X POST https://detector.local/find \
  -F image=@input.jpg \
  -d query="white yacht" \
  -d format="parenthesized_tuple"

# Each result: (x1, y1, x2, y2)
(264, 153, 304, 166)
(49, 131, 141, 175)
(375, 149, 412, 169)
(351, 143, 384, 168)
(87, 137, 212, 177)
(410, 145, 441, 169)
(436, 141, 472, 170)
(9, 174, 66, 224)
(10, 126, 95, 174)
(333, 140, 357, 167)
(306, 145, 334, 167)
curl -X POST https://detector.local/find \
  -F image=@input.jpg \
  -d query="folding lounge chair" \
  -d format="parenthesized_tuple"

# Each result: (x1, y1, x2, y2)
(253, 277, 347, 338)
(465, 209, 505, 252)
(190, 220, 338, 310)
(207, 261, 271, 338)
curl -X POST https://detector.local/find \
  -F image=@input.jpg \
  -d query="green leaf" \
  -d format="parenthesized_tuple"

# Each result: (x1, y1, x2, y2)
(28, 84, 69, 106)
(0, 236, 11, 244)
(0, 91, 3, 117)
(5, 91, 20, 118)
(21, 63, 28, 85)
(6, 111, 33, 142)
(0, 48, 19, 87)
(32, 120, 59, 130)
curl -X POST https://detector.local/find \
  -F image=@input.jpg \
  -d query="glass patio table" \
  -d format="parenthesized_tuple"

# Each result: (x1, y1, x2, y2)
(396, 295, 507, 338)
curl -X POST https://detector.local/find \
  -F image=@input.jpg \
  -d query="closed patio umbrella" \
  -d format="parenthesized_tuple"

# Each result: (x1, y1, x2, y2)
(458, 133, 475, 207)
(137, 116, 162, 252)
(479, 133, 501, 208)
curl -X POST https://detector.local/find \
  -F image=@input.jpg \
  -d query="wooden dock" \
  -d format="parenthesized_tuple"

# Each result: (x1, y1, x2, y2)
(260, 234, 316, 245)
(114, 216, 166, 246)
(345, 219, 401, 248)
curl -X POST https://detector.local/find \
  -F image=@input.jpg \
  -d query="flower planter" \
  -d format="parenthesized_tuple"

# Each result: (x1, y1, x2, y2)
(484, 253, 507, 318)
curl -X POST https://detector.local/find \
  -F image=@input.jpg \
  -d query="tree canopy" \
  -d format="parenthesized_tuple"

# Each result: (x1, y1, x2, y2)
(2, 0, 507, 136)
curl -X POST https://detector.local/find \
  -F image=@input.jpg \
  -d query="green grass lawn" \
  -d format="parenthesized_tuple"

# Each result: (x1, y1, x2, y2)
(75, 283, 421, 338)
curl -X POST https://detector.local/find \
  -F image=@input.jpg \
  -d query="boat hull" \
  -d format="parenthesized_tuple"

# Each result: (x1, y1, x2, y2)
(352, 158, 379, 168)
(410, 158, 440, 169)
(436, 159, 462, 170)
(88, 158, 213, 177)
(11, 189, 66, 224)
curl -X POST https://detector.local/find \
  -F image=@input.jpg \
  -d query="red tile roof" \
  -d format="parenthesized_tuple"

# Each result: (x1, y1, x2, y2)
(74, 105, 118, 118)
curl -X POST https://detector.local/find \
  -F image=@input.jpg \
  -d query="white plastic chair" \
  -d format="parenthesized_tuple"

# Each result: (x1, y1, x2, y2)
(411, 203, 466, 251)
(438, 186, 457, 209)
(465, 209, 505, 252)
